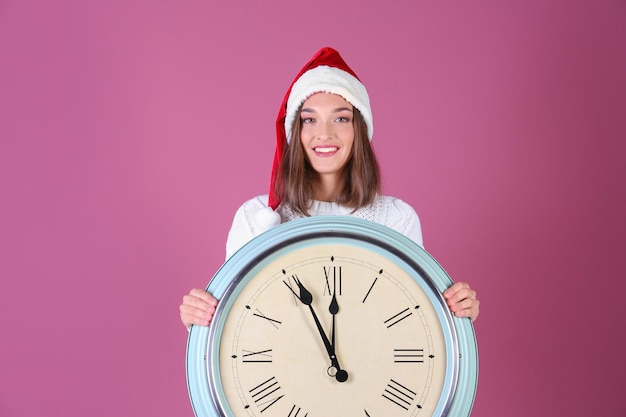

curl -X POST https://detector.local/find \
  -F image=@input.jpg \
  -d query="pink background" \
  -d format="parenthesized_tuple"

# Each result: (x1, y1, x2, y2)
(1, 0, 625, 416)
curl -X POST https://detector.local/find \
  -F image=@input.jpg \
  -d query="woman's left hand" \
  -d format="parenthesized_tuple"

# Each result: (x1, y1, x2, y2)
(443, 282, 480, 322)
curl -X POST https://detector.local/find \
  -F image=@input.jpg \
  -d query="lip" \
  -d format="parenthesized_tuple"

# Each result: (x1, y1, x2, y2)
(312, 146, 339, 156)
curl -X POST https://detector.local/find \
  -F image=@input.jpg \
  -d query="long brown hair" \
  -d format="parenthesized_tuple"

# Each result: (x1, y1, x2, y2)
(275, 106, 381, 215)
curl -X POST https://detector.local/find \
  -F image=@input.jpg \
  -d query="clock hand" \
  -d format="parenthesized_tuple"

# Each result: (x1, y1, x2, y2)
(329, 289, 339, 351)
(284, 277, 349, 383)
(327, 284, 349, 383)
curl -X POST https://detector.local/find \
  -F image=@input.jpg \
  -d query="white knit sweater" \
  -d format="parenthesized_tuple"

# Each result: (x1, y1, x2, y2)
(225, 195, 423, 259)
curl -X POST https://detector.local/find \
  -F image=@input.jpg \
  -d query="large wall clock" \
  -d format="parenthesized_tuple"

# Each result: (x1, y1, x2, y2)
(187, 216, 478, 417)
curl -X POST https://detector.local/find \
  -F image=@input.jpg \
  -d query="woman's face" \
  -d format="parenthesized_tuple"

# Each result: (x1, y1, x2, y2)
(299, 92, 355, 181)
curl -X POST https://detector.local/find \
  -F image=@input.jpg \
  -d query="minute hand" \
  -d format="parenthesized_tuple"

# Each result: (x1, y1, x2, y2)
(285, 277, 349, 383)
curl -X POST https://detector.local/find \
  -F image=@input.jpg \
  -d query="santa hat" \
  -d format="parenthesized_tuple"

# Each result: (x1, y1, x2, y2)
(257, 47, 373, 231)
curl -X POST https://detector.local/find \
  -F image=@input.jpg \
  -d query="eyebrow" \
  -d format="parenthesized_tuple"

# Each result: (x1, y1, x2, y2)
(301, 107, 354, 113)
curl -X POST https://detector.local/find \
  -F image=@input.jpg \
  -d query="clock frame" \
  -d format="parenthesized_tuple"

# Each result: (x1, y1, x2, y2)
(187, 216, 478, 417)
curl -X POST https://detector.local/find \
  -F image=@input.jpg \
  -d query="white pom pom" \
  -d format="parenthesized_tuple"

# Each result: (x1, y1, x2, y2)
(255, 207, 282, 234)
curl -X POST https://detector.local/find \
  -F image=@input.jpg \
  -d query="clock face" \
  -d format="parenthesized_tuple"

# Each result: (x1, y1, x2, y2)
(214, 242, 455, 417)
(187, 217, 478, 417)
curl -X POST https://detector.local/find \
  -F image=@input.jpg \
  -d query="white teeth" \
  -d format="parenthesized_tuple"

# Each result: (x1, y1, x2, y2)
(315, 147, 338, 153)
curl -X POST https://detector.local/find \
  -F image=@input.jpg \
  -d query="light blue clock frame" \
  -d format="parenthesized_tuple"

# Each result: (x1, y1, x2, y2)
(187, 216, 478, 417)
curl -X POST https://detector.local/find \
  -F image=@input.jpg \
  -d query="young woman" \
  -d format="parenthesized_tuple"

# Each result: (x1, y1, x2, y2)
(179, 47, 480, 329)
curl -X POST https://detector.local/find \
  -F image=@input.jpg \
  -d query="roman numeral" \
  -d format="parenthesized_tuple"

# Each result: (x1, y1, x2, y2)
(382, 379, 417, 410)
(362, 270, 382, 303)
(394, 348, 424, 363)
(287, 404, 308, 417)
(283, 274, 303, 305)
(249, 376, 283, 412)
(323, 265, 342, 296)
(249, 307, 281, 329)
(242, 349, 272, 363)
(384, 308, 413, 328)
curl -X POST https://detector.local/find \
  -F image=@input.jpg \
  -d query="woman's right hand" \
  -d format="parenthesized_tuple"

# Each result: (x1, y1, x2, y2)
(180, 288, 218, 329)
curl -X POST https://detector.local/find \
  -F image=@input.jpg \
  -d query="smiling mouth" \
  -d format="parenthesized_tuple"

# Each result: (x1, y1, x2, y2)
(313, 146, 339, 153)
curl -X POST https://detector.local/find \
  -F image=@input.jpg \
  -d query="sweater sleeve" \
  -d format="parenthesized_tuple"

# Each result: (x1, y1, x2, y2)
(384, 198, 424, 248)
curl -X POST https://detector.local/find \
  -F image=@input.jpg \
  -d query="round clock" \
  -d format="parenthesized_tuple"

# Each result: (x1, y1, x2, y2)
(187, 216, 478, 417)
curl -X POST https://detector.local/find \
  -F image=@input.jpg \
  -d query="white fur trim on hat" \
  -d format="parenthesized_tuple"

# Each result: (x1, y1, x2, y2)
(284, 65, 373, 143)
(254, 206, 282, 233)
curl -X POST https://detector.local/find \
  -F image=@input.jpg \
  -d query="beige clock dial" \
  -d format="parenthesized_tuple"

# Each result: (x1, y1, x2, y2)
(217, 243, 450, 417)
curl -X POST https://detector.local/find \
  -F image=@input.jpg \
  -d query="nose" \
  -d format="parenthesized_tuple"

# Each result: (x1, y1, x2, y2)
(316, 120, 334, 140)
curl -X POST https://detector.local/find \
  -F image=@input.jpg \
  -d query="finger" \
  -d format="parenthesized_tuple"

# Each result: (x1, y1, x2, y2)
(443, 283, 465, 302)
(446, 292, 477, 313)
(448, 297, 480, 321)
(179, 299, 217, 318)
(179, 302, 216, 327)
(452, 306, 480, 321)
(448, 296, 476, 311)
(445, 287, 476, 306)
(188, 288, 218, 306)
(182, 294, 212, 310)
(180, 289, 219, 327)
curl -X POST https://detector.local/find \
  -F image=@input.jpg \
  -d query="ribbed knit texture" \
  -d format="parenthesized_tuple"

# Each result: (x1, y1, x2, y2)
(225, 195, 423, 259)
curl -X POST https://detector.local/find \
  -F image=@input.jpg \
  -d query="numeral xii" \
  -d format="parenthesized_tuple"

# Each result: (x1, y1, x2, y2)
(323, 265, 342, 296)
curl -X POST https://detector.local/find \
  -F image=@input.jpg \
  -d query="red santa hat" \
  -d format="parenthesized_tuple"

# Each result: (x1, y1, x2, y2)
(257, 47, 374, 231)
(257, 47, 374, 230)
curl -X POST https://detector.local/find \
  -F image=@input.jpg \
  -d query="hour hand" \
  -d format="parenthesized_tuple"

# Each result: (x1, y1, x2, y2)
(329, 291, 339, 350)
(284, 276, 313, 305)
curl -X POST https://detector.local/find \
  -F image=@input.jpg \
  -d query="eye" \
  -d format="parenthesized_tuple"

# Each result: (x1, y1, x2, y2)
(336, 116, 351, 123)
(301, 117, 314, 124)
